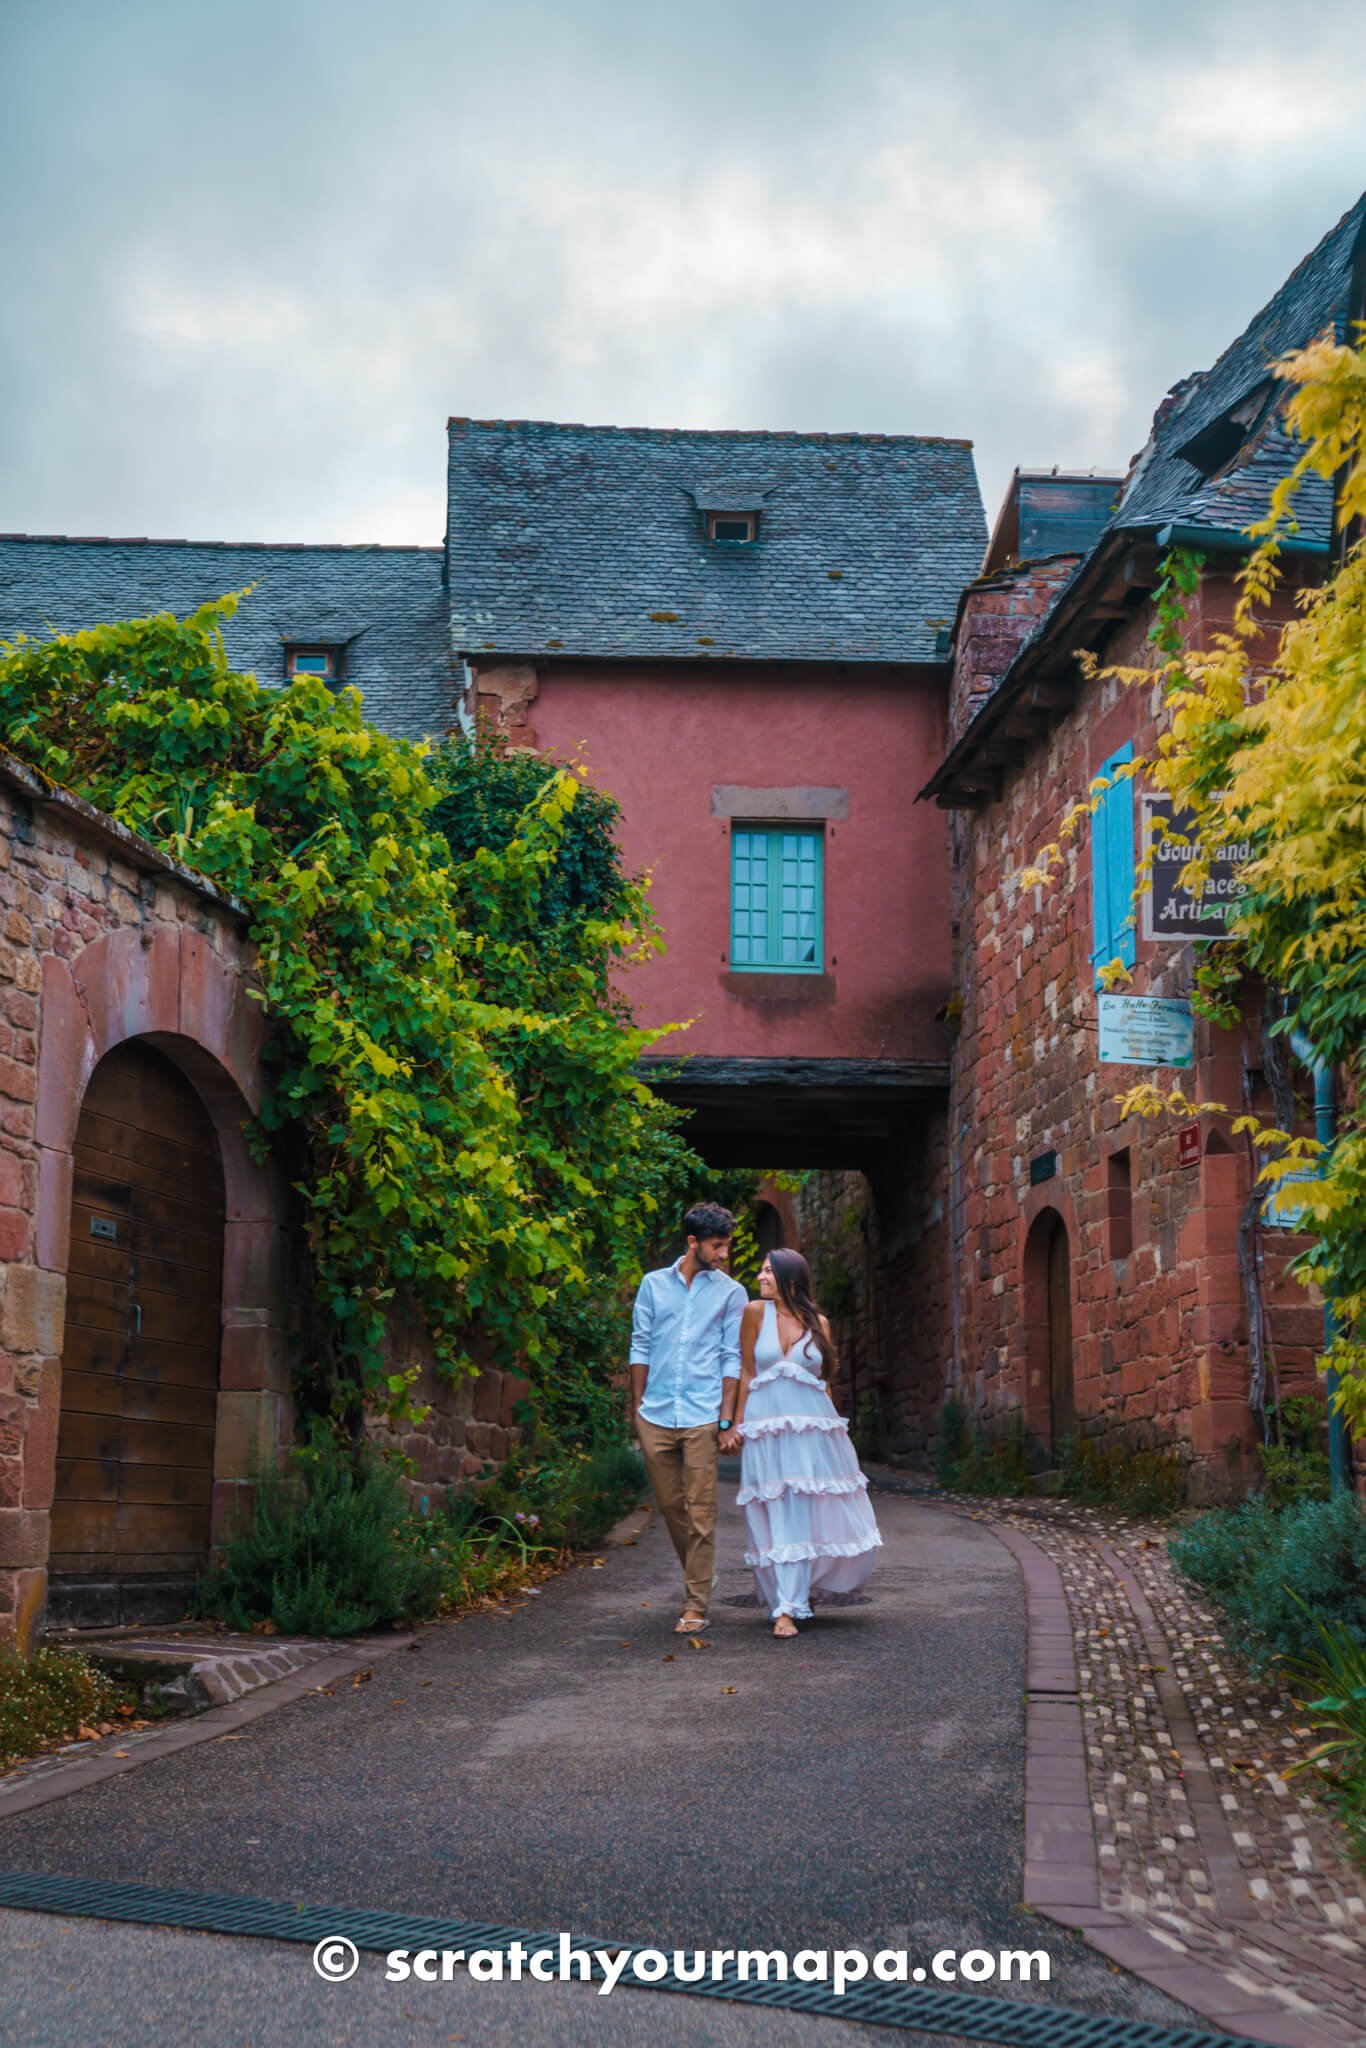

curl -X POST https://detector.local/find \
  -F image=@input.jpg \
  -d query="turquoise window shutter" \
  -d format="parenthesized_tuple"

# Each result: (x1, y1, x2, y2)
(1091, 743, 1136, 988)
(731, 826, 822, 972)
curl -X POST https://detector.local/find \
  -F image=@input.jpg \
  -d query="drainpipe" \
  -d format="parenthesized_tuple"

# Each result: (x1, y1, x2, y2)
(1289, 1028, 1352, 1491)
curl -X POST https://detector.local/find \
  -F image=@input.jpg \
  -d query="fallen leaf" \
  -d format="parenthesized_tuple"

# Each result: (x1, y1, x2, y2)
(721, 1686, 737, 1695)
(687, 1636, 711, 1652)
(76, 1726, 99, 1742)
(112, 1749, 130, 1758)
(352, 1668, 374, 1688)
(390, 1699, 406, 1706)
(617, 1642, 633, 1649)
(661, 1654, 676, 1663)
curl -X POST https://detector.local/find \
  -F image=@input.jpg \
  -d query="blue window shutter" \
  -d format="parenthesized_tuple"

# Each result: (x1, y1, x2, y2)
(1091, 743, 1135, 988)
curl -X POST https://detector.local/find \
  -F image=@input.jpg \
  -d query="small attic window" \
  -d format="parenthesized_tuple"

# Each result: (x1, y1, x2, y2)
(708, 512, 757, 545)
(286, 645, 338, 683)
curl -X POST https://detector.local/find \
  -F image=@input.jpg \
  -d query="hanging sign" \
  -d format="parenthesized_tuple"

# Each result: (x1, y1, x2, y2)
(1141, 796, 1250, 941)
(1097, 994, 1194, 1067)
(1178, 1123, 1201, 1168)
(1262, 1166, 1318, 1231)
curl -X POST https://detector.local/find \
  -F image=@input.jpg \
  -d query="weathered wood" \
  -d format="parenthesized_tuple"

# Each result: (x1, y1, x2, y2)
(51, 1041, 225, 1584)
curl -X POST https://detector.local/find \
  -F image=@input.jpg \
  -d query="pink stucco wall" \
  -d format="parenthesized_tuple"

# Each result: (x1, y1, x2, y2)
(506, 660, 952, 1062)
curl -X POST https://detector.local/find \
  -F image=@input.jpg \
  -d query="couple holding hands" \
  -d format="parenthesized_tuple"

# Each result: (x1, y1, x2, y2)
(629, 1202, 882, 1639)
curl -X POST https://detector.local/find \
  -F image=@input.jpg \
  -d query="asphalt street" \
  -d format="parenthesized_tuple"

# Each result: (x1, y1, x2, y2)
(0, 1486, 1202, 2044)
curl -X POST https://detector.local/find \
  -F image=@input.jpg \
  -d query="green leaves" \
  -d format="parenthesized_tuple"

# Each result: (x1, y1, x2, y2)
(0, 601, 694, 1425)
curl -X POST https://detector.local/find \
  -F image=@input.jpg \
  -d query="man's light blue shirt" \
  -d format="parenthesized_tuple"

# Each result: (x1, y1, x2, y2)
(630, 1259, 746, 1429)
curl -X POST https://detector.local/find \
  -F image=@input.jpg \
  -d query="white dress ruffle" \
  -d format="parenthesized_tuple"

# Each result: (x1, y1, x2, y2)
(737, 1303, 881, 1620)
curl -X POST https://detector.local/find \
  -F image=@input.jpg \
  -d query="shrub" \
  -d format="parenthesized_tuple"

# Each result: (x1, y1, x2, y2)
(0, 1649, 135, 1771)
(1284, 1610, 1366, 1864)
(467, 1431, 645, 1551)
(1258, 1395, 1331, 1510)
(1169, 1492, 1366, 1671)
(1056, 1433, 1186, 1516)
(195, 1422, 444, 1637)
(946, 1409, 1034, 1497)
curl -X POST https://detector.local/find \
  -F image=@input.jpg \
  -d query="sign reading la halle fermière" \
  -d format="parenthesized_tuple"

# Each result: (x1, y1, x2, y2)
(1141, 796, 1249, 939)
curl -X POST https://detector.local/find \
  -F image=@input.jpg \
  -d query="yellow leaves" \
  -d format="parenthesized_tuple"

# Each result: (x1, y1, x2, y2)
(1096, 958, 1133, 991)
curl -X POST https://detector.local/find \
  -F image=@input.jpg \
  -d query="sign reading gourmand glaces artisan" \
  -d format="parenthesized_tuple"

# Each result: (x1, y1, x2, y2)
(1140, 795, 1250, 941)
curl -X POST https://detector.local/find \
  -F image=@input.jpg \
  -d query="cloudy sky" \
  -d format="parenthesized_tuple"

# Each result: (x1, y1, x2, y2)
(3, 1, 1364, 545)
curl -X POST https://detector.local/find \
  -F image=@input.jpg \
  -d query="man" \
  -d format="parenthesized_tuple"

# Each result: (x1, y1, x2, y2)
(630, 1202, 747, 1634)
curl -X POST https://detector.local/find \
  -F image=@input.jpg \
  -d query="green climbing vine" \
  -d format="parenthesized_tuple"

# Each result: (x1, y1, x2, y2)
(0, 597, 690, 1423)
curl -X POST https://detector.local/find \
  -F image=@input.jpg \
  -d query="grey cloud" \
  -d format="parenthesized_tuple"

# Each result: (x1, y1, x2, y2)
(2, 0, 1363, 543)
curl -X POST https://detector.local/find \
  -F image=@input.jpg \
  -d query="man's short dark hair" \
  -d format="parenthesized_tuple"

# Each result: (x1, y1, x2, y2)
(684, 1201, 736, 1241)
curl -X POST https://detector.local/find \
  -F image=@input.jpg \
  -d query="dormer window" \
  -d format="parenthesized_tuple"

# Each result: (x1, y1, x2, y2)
(708, 512, 757, 545)
(285, 645, 338, 684)
(688, 483, 768, 545)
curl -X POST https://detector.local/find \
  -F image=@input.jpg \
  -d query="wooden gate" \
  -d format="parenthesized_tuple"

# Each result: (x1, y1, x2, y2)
(50, 1041, 225, 1622)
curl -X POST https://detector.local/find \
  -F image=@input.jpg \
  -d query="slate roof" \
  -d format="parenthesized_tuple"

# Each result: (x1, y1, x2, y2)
(0, 537, 455, 743)
(921, 192, 1366, 806)
(446, 420, 987, 664)
(1109, 191, 1366, 546)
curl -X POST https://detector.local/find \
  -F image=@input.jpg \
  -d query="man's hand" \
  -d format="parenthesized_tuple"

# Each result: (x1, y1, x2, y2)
(718, 1428, 742, 1453)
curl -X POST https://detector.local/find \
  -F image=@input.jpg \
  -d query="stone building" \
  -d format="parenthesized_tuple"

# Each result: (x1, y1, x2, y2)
(1, 191, 1363, 1526)
(921, 192, 1366, 1491)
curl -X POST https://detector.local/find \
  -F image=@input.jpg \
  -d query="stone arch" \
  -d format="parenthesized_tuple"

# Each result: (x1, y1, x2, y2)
(28, 922, 294, 1634)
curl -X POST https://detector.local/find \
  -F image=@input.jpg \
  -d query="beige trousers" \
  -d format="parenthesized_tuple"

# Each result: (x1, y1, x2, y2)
(635, 1416, 718, 1616)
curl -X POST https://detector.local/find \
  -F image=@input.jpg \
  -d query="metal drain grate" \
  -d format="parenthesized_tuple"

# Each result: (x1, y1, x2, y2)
(0, 1869, 1273, 2048)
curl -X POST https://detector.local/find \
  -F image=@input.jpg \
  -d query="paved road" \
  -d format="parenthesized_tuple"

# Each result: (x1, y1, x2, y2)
(0, 1486, 1201, 2042)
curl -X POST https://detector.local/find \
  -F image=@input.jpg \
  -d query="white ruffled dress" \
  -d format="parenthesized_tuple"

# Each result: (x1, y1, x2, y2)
(737, 1301, 882, 1620)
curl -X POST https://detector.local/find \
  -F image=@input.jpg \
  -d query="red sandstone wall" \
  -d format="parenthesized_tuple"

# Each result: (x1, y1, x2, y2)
(948, 557, 1080, 744)
(942, 571, 1326, 1491)
(473, 658, 952, 1063)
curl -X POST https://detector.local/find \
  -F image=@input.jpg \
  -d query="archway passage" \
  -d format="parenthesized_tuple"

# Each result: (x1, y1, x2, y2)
(50, 1041, 226, 1627)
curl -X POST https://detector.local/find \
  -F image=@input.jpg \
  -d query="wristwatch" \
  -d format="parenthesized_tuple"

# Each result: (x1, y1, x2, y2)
(718, 1416, 734, 1432)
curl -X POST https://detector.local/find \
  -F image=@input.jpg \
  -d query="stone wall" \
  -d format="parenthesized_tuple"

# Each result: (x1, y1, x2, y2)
(0, 752, 294, 1650)
(367, 1308, 529, 1498)
(792, 1109, 954, 1461)
(948, 557, 1081, 743)
(940, 567, 1329, 1493)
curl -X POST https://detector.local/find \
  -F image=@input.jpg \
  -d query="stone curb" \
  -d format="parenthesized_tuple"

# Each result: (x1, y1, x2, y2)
(932, 1506, 1357, 2048)
(0, 1632, 415, 1823)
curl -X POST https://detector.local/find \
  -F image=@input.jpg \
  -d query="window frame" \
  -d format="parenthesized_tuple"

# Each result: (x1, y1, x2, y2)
(707, 511, 757, 546)
(729, 823, 824, 975)
(285, 645, 339, 683)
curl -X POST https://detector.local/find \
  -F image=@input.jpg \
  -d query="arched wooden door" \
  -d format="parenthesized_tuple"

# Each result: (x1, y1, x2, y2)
(50, 1041, 225, 1626)
(1046, 1213, 1076, 1443)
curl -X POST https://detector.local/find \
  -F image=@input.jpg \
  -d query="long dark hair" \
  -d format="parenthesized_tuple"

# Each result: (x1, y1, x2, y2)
(767, 1248, 837, 1378)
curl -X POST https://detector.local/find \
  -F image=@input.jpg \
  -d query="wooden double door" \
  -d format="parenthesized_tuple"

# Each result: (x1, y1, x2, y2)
(50, 1041, 225, 1611)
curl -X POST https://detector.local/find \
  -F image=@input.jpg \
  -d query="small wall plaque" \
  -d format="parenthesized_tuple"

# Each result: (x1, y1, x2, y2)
(1178, 1123, 1201, 1168)
(90, 1216, 118, 1242)
(1029, 1151, 1058, 1186)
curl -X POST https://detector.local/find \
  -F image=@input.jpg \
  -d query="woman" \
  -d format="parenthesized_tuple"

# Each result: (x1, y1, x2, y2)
(731, 1248, 882, 1638)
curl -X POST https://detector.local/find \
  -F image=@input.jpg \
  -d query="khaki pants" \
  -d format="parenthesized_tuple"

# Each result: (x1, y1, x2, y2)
(635, 1417, 718, 1616)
